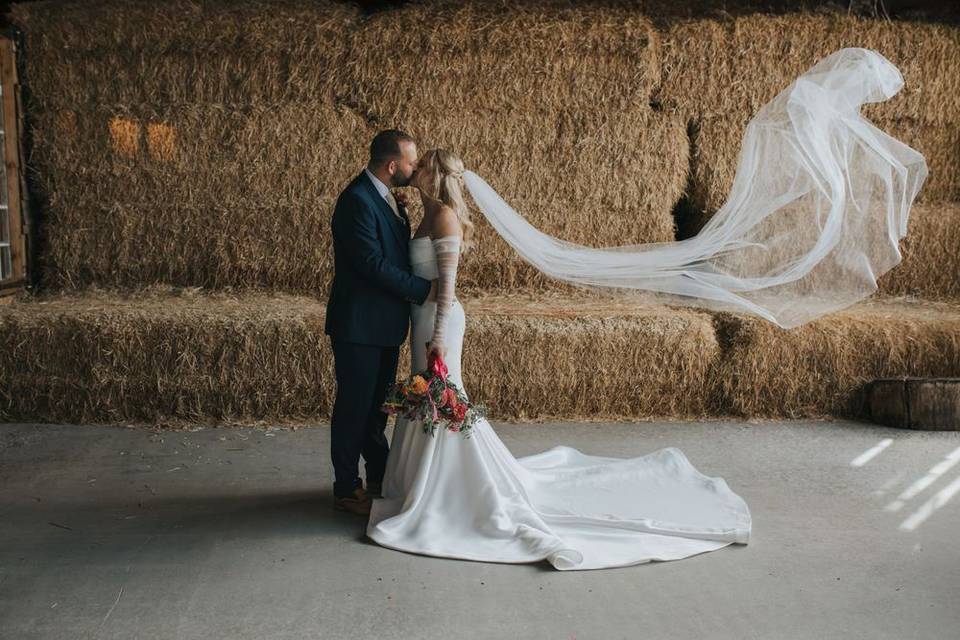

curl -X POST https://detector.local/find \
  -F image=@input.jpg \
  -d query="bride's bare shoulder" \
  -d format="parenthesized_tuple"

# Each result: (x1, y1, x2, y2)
(430, 205, 462, 239)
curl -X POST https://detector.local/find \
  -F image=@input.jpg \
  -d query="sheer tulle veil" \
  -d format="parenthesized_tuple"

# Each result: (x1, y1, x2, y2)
(462, 48, 928, 329)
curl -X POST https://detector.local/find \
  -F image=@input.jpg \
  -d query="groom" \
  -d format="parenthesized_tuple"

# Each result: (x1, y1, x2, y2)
(325, 129, 435, 515)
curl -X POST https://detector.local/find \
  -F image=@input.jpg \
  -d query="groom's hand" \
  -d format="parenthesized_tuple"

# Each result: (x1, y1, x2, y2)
(427, 279, 438, 301)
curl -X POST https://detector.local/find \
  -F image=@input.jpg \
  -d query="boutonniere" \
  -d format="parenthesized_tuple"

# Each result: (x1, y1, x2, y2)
(392, 189, 412, 211)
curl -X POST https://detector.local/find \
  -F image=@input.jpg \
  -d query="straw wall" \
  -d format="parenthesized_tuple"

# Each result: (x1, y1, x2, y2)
(342, 2, 661, 120)
(12, 0, 361, 107)
(0, 288, 721, 425)
(660, 13, 960, 125)
(12, 3, 960, 296)
(714, 298, 960, 418)
(876, 202, 960, 300)
(4, 1, 959, 426)
(13, 0, 686, 295)
(395, 108, 688, 291)
(682, 113, 960, 225)
(660, 13, 960, 221)
(30, 101, 373, 291)
(3, 287, 956, 425)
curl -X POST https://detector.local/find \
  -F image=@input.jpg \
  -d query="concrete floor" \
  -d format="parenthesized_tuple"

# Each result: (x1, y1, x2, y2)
(1, 418, 958, 640)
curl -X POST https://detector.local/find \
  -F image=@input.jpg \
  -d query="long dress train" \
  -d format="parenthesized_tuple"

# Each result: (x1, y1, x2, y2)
(366, 237, 752, 570)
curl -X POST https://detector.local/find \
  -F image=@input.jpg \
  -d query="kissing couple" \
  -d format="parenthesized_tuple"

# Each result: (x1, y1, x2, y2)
(323, 129, 752, 571)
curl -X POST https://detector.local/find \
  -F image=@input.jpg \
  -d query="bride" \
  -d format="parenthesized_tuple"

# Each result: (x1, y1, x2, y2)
(366, 47, 927, 570)
(366, 148, 752, 570)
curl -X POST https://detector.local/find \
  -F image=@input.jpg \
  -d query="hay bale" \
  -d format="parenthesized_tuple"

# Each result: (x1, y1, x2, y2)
(461, 292, 722, 419)
(665, 15, 960, 225)
(4, 287, 955, 425)
(0, 287, 721, 425)
(659, 13, 960, 126)
(12, 0, 210, 55)
(0, 285, 338, 426)
(11, 0, 361, 108)
(10, 0, 361, 56)
(342, 1, 661, 120)
(22, 45, 359, 110)
(29, 99, 685, 294)
(715, 297, 960, 418)
(679, 113, 959, 232)
(877, 202, 960, 301)
(15, 1, 957, 300)
(874, 117, 960, 203)
(16, 0, 683, 295)
(29, 102, 374, 292)
(394, 107, 688, 291)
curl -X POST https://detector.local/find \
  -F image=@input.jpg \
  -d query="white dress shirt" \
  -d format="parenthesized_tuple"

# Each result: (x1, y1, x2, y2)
(364, 168, 402, 219)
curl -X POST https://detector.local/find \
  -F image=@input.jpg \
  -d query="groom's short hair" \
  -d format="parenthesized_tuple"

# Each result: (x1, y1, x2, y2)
(369, 129, 415, 166)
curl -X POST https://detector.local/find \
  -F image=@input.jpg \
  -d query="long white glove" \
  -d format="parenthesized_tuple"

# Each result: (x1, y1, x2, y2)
(430, 235, 462, 349)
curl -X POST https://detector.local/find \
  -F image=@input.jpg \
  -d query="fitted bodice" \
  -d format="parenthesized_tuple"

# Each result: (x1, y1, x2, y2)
(409, 236, 439, 279)
(409, 235, 463, 281)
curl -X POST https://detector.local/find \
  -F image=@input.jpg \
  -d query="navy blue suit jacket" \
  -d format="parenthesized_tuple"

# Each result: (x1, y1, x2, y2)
(324, 171, 432, 347)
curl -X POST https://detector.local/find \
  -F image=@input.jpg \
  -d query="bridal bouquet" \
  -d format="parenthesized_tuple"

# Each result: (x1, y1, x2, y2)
(381, 352, 485, 439)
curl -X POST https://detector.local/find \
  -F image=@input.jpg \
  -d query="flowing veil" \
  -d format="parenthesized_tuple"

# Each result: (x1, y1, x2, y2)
(463, 48, 929, 329)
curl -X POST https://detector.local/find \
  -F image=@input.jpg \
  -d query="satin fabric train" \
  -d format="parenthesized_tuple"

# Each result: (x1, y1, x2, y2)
(366, 237, 751, 570)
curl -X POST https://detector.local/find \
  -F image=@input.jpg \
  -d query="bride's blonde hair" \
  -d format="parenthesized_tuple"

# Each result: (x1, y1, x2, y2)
(419, 148, 475, 252)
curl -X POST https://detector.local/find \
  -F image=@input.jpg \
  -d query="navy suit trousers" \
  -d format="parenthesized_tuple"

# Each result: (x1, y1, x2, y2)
(329, 338, 400, 498)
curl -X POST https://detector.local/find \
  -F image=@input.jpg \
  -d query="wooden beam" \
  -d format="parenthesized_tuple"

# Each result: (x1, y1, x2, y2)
(0, 35, 26, 291)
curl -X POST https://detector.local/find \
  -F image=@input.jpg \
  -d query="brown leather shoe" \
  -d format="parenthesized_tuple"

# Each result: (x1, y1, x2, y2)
(365, 480, 382, 498)
(333, 487, 371, 516)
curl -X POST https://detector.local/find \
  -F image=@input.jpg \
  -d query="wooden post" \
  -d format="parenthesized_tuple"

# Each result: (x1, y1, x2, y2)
(0, 35, 28, 297)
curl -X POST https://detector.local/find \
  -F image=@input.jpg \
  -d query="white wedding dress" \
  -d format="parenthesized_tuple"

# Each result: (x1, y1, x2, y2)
(366, 236, 752, 570)
(365, 47, 928, 568)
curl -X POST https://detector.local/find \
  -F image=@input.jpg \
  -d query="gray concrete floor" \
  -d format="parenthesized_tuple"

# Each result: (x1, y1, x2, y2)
(1, 418, 958, 640)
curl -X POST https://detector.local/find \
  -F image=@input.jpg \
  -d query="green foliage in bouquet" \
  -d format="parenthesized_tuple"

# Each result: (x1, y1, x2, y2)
(381, 353, 486, 438)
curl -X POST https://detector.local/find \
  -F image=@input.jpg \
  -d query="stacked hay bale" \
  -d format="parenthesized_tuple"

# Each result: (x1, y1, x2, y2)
(3, 0, 707, 425)
(16, 0, 367, 293)
(0, 287, 722, 425)
(713, 298, 960, 418)
(877, 202, 960, 300)
(659, 14, 960, 289)
(0, 286, 337, 426)
(657, 11, 960, 416)
(16, 0, 689, 296)
(2, 0, 958, 426)
(342, 2, 687, 291)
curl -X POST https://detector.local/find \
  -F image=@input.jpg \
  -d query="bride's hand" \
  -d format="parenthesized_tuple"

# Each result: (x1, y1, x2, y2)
(426, 341, 447, 361)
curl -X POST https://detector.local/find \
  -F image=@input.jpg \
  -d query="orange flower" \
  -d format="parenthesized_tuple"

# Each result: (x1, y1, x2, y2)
(410, 375, 429, 395)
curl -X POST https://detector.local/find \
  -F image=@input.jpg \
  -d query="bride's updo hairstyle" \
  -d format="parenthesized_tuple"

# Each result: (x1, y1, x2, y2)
(419, 148, 476, 253)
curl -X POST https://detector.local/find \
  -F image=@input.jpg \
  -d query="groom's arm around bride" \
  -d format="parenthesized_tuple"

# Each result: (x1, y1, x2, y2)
(324, 129, 433, 511)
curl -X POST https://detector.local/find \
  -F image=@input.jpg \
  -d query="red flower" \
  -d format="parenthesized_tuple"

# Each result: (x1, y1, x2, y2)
(440, 388, 457, 408)
(429, 352, 449, 380)
(451, 402, 468, 422)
